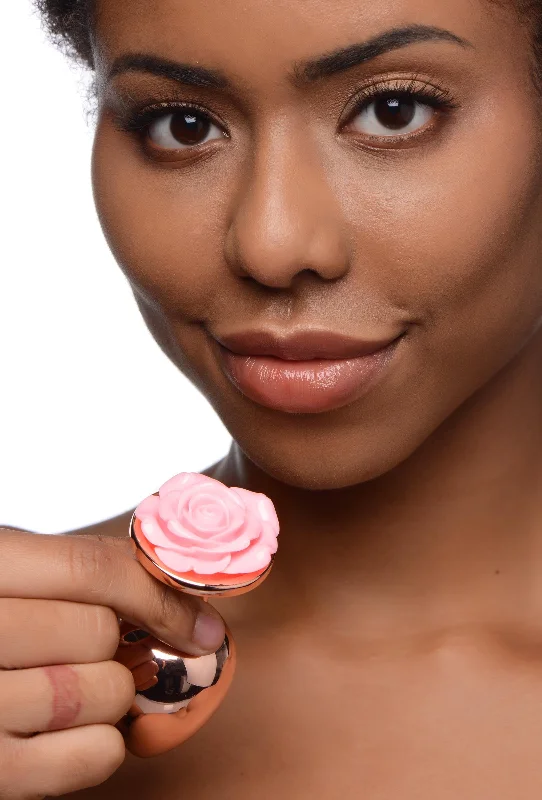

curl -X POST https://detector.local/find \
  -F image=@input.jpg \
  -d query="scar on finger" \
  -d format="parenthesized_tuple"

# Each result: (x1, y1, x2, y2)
(43, 665, 82, 730)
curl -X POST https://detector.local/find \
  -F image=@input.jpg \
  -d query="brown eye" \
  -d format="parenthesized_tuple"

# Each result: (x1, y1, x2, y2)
(350, 92, 433, 137)
(148, 108, 224, 149)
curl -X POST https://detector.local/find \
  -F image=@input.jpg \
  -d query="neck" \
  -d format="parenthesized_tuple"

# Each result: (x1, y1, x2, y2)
(213, 329, 542, 639)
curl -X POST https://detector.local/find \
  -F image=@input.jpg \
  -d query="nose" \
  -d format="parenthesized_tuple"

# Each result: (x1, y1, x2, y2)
(224, 128, 350, 289)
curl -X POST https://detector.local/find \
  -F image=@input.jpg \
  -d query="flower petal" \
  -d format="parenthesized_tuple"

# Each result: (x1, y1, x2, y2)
(223, 545, 272, 574)
(139, 516, 177, 549)
(183, 493, 230, 534)
(168, 536, 251, 557)
(140, 474, 279, 578)
(155, 547, 231, 575)
(135, 494, 160, 519)
(158, 490, 184, 525)
(230, 488, 266, 541)
(153, 548, 195, 573)
(260, 521, 279, 553)
(256, 495, 280, 536)
(158, 472, 202, 497)
(166, 518, 205, 541)
(177, 484, 246, 539)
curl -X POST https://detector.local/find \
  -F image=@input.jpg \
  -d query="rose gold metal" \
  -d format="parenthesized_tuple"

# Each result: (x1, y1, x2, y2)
(115, 491, 274, 757)
(115, 623, 237, 758)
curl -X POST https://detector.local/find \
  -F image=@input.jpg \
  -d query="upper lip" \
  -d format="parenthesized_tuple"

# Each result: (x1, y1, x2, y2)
(212, 329, 404, 360)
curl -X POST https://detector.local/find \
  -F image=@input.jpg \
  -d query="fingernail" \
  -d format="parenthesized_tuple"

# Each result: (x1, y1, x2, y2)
(193, 612, 225, 651)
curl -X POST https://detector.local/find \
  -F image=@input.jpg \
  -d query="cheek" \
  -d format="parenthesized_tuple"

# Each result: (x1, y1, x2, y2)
(341, 103, 542, 382)
(91, 122, 228, 318)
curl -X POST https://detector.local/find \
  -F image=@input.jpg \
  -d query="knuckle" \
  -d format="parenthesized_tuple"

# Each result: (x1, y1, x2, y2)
(64, 537, 116, 599)
(0, 597, 9, 625)
(80, 605, 120, 659)
(0, 726, 124, 799)
(100, 727, 126, 777)
(101, 661, 135, 717)
(0, 737, 33, 800)
(0, 599, 40, 670)
(68, 726, 125, 789)
(88, 726, 126, 784)
(0, 597, 30, 629)
(152, 584, 195, 635)
(0, 599, 14, 638)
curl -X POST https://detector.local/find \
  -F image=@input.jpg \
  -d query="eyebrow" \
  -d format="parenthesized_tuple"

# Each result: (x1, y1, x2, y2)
(107, 23, 472, 90)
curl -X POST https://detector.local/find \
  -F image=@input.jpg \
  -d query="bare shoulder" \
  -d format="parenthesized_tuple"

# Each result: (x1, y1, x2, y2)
(63, 459, 224, 539)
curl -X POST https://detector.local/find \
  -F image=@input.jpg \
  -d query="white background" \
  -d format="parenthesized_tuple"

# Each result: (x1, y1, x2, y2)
(0, 3, 231, 533)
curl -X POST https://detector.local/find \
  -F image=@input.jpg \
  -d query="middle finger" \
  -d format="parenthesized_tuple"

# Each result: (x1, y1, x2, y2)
(0, 660, 134, 735)
(0, 598, 120, 669)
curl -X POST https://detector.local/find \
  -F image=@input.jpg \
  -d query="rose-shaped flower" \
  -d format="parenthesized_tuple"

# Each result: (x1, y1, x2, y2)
(134, 472, 279, 576)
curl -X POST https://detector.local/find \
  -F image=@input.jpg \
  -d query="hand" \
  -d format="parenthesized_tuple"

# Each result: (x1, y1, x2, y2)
(0, 528, 226, 799)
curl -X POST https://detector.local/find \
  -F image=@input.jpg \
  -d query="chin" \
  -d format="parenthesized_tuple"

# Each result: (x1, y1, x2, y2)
(232, 425, 419, 491)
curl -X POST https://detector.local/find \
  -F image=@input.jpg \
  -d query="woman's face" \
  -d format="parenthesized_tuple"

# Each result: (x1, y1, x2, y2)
(92, 0, 542, 490)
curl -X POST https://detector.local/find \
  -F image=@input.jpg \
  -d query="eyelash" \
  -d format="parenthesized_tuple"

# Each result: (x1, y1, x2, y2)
(348, 76, 460, 119)
(113, 76, 459, 144)
(114, 100, 221, 136)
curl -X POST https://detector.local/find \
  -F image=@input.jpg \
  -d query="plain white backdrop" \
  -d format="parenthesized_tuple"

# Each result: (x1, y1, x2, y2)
(0, 2, 232, 533)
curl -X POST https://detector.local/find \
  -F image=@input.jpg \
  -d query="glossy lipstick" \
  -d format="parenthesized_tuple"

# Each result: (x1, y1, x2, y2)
(213, 329, 404, 413)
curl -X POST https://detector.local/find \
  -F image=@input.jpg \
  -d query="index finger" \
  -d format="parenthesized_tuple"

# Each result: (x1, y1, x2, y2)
(0, 529, 226, 655)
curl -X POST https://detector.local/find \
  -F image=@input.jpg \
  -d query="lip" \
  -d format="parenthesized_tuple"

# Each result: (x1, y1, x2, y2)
(212, 329, 399, 360)
(213, 329, 405, 414)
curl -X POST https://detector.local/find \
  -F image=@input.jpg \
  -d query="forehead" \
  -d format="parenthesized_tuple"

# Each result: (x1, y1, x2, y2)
(93, 0, 525, 87)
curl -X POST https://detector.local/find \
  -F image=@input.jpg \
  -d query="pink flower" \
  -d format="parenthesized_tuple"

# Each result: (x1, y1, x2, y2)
(134, 473, 279, 576)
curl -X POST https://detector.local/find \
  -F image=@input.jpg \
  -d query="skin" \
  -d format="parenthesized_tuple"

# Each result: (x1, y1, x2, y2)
(34, 0, 542, 795)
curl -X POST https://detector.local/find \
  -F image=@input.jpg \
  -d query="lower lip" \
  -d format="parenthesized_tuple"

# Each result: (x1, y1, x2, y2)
(216, 338, 402, 413)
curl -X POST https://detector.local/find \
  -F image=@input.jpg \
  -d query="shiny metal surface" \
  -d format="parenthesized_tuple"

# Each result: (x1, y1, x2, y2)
(115, 494, 258, 755)
(135, 635, 230, 714)
(117, 623, 233, 717)
(117, 625, 238, 758)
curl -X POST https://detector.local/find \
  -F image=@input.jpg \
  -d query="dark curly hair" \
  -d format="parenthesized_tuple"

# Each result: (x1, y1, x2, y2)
(34, 0, 542, 97)
(35, 0, 94, 67)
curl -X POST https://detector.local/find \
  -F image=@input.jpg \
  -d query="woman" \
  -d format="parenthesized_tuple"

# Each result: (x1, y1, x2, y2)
(3, 0, 542, 795)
